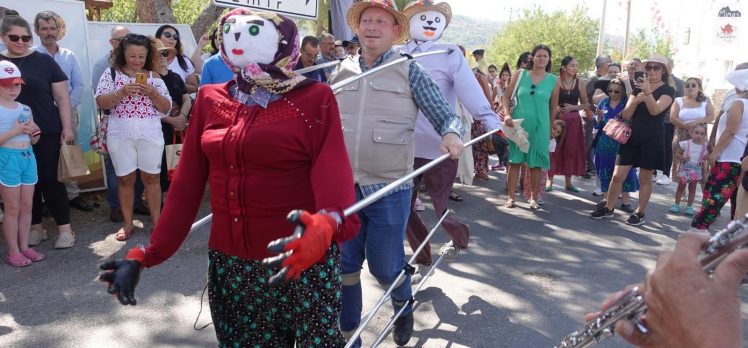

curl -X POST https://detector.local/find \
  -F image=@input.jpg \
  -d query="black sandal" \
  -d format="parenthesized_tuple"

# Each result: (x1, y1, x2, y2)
(449, 191, 464, 202)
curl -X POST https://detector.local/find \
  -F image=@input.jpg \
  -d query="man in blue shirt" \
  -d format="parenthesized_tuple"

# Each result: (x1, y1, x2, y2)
(34, 11, 92, 212)
(294, 36, 327, 82)
(199, 32, 234, 85)
(315, 33, 337, 76)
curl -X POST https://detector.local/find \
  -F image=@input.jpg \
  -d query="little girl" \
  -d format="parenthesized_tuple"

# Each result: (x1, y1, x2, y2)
(525, 119, 566, 205)
(670, 123, 707, 215)
(0, 61, 42, 267)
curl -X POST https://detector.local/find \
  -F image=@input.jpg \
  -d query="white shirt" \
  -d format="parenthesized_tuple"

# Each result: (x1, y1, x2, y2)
(400, 40, 501, 159)
(716, 99, 748, 163)
(678, 140, 706, 167)
(168, 54, 195, 82)
(675, 97, 708, 123)
(721, 89, 738, 113)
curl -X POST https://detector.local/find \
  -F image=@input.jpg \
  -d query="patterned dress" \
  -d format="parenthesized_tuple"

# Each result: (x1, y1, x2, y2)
(594, 97, 639, 193)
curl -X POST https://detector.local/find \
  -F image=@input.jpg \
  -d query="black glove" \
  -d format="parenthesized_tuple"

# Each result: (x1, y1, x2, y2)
(98, 247, 145, 306)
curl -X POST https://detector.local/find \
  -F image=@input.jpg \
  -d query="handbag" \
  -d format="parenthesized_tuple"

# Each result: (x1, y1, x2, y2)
(603, 116, 632, 144)
(165, 131, 184, 182)
(507, 69, 524, 114)
(89, 112, 108, 155)
(58, 143, 91, 181)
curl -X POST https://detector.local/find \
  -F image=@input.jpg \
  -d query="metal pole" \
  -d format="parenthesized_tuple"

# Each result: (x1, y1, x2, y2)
(371, 251, 449, 347)
(191, 213, 213, 232)
(623, 0, 632, 56)
(344, 210, 452, 348)
(330, 49, 452, 92)
(293, 58, 343, 75)
(343, 129, 496, 217)
(596, 0, 608, 57)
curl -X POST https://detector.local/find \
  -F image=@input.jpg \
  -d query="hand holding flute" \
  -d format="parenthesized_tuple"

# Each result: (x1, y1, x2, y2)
(558, 221, 748, 348)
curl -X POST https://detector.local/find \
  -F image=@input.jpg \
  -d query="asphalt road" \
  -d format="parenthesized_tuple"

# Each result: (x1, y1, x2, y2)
(1, 164, 747, 348)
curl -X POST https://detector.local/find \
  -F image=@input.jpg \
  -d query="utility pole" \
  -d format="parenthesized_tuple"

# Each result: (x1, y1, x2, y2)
(623, 0, 632, 56)
(596, 0, 608, 56)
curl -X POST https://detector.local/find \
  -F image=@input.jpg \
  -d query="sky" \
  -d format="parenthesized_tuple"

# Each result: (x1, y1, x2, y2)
(449, 0, 685, 33)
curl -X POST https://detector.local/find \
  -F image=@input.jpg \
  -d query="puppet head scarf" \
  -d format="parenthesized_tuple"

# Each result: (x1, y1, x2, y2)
(219, 8, 312, 96)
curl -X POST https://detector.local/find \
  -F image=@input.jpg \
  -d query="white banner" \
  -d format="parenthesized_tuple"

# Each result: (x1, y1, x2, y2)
(213, 0, 319, 20)
(714, 1, 742, 43)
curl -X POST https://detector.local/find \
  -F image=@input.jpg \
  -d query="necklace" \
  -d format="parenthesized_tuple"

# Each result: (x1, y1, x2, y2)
(561, 78, 574, 95)
(3, 49, 33, 69)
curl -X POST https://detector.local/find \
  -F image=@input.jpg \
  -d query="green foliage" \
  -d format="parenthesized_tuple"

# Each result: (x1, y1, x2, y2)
(100, 0, 137, 23)
(172, 0, 212, 24)
(486, 6, 598, 73)
(100, 0, 210, 24)
(627, 29, 674, 60)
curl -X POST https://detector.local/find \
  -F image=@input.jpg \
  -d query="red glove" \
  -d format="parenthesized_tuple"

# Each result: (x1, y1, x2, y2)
(262, 210, 337, 285)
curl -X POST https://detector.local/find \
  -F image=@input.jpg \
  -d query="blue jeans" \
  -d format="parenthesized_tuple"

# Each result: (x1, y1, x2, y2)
(105, 155, 144, 210)
(339, 187, 413, 344)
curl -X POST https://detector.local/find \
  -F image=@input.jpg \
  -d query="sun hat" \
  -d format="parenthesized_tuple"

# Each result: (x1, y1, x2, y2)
(642, 54, 670, 73)
(402, 0, 453, 26)
(0, 60, 24, 87)
(153, 37, 176, 53)
(347, 0, 410, 44)
(725, 69, 748, 91)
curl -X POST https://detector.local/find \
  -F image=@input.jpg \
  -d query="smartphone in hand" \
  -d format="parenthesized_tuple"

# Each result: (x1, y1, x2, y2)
(633, 71, 645, 95)
(135, 72, 148, 85)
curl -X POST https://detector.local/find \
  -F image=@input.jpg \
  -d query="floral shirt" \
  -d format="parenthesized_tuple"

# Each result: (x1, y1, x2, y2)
(95, 68, 171, 142)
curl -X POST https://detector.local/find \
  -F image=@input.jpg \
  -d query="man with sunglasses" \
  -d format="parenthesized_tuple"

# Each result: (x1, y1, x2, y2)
(33, 11, 92, 213)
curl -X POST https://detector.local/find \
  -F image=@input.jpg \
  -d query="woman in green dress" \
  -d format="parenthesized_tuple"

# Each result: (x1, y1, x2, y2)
(501, 45, 560, 209)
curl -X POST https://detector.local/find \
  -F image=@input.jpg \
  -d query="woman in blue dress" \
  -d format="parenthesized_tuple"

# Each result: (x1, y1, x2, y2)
(593, 79, 639, 213)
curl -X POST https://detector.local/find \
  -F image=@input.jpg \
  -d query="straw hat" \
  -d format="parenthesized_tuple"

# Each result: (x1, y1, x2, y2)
(403, 0, 453, 27)
(642, 54, 670, 73)
(347, 0, 410, 44)
(154, 37, 176, 53)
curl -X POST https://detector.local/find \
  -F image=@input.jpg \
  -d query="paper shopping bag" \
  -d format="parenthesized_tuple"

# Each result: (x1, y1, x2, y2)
(165, 132, 184, 182)
(58, 143, 91, 181)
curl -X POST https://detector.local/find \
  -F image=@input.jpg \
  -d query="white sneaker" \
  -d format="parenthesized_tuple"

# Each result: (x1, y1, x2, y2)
(656, 176, 672, 185)
(592, 189, 603, 196)
(28, 228, 48, 246)
(414, 197, 425, 212)
(411, 264, 432, 285)
(438, 240, 460, 261)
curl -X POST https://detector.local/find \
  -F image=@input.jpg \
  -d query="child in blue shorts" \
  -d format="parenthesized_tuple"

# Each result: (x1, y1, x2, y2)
(0, 60, 41, 267)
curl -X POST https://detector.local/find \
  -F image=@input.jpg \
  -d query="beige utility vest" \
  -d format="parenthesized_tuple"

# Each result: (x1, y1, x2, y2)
(330, 53, 419, 186)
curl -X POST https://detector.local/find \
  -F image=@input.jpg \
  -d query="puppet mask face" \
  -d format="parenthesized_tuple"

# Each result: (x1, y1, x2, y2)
(409, 10, 447, 42)
(222, 14, 279, 67)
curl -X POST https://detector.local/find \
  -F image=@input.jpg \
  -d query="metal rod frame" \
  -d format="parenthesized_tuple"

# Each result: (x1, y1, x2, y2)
(343, 210, 451, 348)
(293, 58, 344, 75)
(330, 49, 452, 92)
(371, 250, 449, 347)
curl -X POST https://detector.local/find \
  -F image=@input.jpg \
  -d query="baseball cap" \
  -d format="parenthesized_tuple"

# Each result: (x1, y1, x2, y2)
(0, 60, 24, 87)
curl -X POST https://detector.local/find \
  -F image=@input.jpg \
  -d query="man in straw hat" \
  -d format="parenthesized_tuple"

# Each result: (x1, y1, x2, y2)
(401, 0, 501, 284)
(329, 0, 464, 346)
(32, 11, 92, 219)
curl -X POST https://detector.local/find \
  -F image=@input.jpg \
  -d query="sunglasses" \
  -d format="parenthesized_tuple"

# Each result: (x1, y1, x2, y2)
(161, 32, 179, 40)
(530, 84, 536, 95)
(159, 51, 170, 58)
(686, 83, 699, 88)
(7, 34, 32, 43)
(606, 89, 622, 94)
(645, 64, 663, 72)
(124, 33, 149, 44)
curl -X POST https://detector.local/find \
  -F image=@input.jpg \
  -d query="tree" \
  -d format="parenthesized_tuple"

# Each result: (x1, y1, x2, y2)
(100, 0, 224, 43)
(627, 28, 675, 60)
(486, 6, 598, 73)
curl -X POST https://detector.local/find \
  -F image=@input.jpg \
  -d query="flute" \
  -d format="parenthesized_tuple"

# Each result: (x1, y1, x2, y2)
(555, 216, 748, 348)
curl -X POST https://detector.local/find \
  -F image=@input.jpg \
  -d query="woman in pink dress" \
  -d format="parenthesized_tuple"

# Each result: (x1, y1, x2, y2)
(547, 55, 590, 192)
